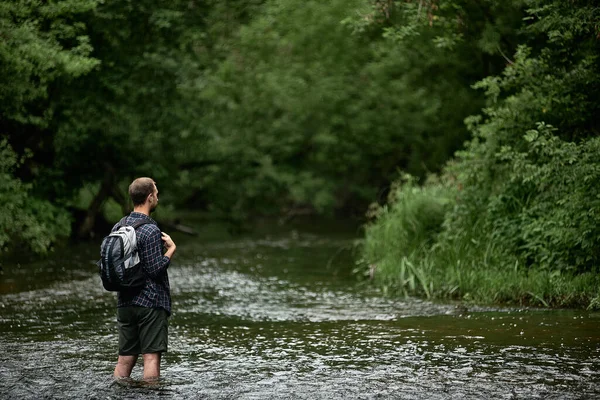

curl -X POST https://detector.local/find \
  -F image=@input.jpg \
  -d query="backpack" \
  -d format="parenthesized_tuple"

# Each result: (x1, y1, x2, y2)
(97, 218, 154, 292)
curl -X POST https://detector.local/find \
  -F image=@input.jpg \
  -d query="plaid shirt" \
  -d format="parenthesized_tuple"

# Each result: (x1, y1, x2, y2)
(114, 212, 172, 314)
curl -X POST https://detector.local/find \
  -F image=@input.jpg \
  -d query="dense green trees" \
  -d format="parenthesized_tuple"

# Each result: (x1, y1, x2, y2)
(0, 0, 99, 253)
(0, 140, 71, 254)
(0, 0, 271, 252)
(362, 0, 600, 307)
(2, 0, 599, 307)
(442, 0, 600, 279)
(2, 0, 210, 246)
(0, 0, 99, 125)
(191, 0, 523, 217)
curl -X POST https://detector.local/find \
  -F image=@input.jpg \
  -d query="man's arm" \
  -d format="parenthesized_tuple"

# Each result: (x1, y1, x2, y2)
(161, 232, 176, 259)
(139, 227, 173, 279)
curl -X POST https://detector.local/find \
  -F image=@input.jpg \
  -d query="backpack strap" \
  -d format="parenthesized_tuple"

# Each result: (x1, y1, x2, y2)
(116, 217, 155, 230)
(130, 219, 153, 230)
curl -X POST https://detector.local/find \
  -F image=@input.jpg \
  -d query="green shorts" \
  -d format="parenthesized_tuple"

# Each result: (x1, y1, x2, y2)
(117, 306, 169, 355)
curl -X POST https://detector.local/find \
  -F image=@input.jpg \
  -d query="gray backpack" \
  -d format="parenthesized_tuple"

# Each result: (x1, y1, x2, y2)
(97, 218, 154, 291)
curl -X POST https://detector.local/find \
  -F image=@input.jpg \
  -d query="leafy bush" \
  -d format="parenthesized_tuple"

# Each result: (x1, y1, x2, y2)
(361, 175, 453, 293)
(0, 140, 71, 255)
(361, 0, 600, 307)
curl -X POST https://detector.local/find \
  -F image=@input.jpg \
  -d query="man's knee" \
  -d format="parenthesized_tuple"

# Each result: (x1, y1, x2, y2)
(142, 353, 161, 364)
(117, 355, 137, 367)
(114, 355, 138, 378)
(142, 352, 162, 379)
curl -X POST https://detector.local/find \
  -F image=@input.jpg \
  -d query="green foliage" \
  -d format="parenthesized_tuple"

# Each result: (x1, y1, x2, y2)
(362, 168, 600, 307)
(0, 140, 71, 254)
(47, 0, 209, 197)
(1, 0, 597, 298)
(445, 0, 600, 274)
(0, 0, 99, 125)
(196, 0, 517, 217)
(198, 0, 375, 216)
(361, 0, 600, 308)
(0, 0, 96, 254)
(363, 174, 452, 265)
(360, 174, 452, 297)
(490, 127, 599, 272)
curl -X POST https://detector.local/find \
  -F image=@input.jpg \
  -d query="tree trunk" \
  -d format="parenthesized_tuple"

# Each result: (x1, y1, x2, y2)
(110, 182, 130, 215)
(77, 165, 114, 239)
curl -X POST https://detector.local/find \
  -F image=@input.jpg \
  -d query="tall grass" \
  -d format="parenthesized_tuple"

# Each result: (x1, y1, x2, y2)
(360, 175, 600, 309)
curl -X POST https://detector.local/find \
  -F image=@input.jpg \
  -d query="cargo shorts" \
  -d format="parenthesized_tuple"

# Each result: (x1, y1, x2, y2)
(117, 306, 169, 355)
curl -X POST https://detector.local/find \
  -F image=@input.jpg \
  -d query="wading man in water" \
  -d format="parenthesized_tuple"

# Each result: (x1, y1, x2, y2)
(113, 177, 176, 380)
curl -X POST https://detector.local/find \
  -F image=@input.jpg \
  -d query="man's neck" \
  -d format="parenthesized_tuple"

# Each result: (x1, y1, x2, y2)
(133, 206, 151, 216)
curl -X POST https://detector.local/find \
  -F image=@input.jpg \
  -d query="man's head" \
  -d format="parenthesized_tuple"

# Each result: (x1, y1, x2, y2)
(129, 177, 159, 212)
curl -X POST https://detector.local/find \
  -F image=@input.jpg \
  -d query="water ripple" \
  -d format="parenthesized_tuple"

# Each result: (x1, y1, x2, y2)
(1, 232, 599, 399)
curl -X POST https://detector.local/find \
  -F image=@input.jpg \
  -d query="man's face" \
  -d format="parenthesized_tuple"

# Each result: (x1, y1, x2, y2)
(149, 184, 159, 212)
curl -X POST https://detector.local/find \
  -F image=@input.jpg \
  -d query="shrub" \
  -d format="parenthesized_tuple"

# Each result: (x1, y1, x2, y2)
(0, 140, 71, 255)
(361, 174, 453, 295)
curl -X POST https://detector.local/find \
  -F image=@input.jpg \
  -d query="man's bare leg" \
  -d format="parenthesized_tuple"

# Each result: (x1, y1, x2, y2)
(114, 355, 138, 378)
(142, 352, 162, 380)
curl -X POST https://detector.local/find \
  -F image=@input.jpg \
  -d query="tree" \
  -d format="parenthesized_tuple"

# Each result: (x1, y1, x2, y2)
(444, 0, 600, 272)
(195, 0, 525, 218)
(0, 140, 71, 254)
(0, 0, 99, 253)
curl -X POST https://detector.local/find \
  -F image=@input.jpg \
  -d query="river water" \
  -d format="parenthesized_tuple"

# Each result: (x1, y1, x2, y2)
(1, 221, 599, 399)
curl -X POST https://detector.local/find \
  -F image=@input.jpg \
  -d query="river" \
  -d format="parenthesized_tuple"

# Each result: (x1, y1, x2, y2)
(1, 220, 599, 399)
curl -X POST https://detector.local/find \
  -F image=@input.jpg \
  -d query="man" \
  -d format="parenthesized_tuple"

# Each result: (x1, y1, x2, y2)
(113, 177, 176, 381)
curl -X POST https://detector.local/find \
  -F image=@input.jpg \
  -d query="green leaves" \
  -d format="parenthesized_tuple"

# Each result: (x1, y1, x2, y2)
(362, 0, 600, 307)
(0, 140, 71, 254)
(0, 0, 99, 125)
(196, 0, 511, 217)
(2, 0, 597, 272)
(443, 0, 600, 273)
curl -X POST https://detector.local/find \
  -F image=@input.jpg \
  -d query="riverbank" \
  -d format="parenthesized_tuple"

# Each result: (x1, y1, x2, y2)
(359, 252, 600, 309)
(359, 176, 600, 310)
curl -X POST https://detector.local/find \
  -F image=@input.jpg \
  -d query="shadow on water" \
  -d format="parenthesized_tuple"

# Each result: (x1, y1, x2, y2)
(1, 219, 599, 399)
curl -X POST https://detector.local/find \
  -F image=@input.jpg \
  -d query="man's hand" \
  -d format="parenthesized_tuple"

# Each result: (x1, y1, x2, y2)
(161, 232, 176, 258)
(161, 232, 175, 248)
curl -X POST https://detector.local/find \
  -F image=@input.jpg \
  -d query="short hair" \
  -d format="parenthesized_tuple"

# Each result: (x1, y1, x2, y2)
(129, 177, 156, 206)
